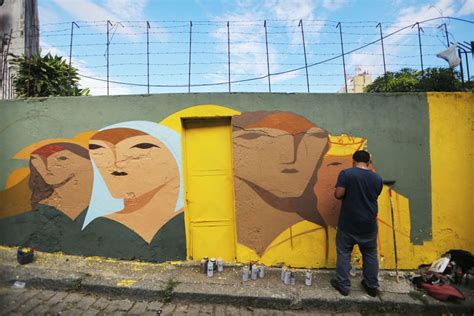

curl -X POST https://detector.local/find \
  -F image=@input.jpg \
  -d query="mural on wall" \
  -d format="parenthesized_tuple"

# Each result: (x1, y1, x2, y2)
(83, 121, 185, 248)
(232, 111, 352, 262)
(231, 111, 414, 268)
(0, 121, 186, 262)
(0, 104, 420, 267)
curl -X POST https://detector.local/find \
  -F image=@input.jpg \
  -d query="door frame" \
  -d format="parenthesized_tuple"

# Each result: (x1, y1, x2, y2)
(181, 116, 238, 261)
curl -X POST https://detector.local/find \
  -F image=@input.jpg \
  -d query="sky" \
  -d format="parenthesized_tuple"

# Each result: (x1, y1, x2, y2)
(34, 0, 474, 95)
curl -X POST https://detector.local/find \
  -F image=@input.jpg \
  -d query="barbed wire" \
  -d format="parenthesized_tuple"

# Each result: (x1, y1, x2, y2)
(2, 16, 472, 94)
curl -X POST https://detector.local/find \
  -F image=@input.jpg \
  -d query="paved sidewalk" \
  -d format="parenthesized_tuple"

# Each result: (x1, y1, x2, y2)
(0, 246, 472, 314)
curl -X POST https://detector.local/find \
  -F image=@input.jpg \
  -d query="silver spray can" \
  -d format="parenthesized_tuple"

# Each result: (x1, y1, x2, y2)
(251, 264, 258, 280)
(305, 271, 313, 286)
(217, 257, 224, 272)
(202, 256, 209, 274)
(242, 266, 249, 282)
(281, 267, 286, 281)
(259, 266, 265, 278)
(284, 270, 291, 285)
(207, 260, 214, 277)
(290, 271, 296, 285)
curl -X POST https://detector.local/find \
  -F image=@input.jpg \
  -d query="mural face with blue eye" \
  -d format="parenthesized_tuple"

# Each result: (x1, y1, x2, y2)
(88, 128, 178, 201)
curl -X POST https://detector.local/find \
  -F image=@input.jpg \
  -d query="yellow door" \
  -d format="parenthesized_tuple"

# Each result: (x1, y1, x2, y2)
(183, 118, 236, 261)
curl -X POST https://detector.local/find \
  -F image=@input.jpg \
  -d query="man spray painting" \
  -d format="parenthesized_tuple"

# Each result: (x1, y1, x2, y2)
(331, 150, 383, 297)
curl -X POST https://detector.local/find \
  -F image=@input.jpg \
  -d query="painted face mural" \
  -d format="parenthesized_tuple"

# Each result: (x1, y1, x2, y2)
(29, 142, 93, 219)
(232, 111, 352, 256)
(83, 121, 184, 244)
(89, 129, 177, 200)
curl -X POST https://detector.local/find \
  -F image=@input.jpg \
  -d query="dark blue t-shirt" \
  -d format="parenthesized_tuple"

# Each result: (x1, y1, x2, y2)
(336, 167, 383, 235)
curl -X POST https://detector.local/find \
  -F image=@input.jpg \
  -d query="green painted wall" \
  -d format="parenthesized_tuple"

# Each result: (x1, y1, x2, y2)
(0, 93, 431, 244)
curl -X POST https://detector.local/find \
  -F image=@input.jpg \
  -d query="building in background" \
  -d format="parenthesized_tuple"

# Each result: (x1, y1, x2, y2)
(338, 66, 373, 93)
(0, 0, 39, 100)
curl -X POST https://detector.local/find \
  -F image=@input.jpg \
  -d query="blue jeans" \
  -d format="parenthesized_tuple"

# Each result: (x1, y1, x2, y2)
(336, 228, 379, 292)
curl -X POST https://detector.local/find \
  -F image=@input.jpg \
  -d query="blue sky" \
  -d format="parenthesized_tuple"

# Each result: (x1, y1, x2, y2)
(37, 0, 474, 95)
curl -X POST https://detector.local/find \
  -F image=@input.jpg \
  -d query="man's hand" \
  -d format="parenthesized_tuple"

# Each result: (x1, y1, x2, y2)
(334, 187, 346, 200)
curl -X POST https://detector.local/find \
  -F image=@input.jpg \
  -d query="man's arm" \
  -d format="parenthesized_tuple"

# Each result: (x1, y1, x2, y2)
(334, 187, 346, 200)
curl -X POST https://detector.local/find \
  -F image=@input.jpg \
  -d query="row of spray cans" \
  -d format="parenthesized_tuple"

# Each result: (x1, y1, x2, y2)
(242, 262, 265, 282)
(280, 266, 313, 286)
(201, 257, 224, 277)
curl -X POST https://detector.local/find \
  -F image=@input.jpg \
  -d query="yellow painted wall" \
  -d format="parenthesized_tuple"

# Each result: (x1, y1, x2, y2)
(409, 93, 474, 265)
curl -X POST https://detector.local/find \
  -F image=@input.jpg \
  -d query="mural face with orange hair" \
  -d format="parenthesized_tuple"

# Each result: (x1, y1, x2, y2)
(233, 111, 329, 198)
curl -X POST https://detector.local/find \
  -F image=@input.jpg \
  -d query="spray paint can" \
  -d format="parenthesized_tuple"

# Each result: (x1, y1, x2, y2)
(284, 270, 291, 285)
(202, 257, 209, 274)
(305, 271, 313, 286)
(281, 266, 287, 281)
(207, 259, 214, 277)
(290, 271, 296, 285)
(251, 264, 258, 280)
(217, 257, 224, 272)
(259, 266, 265, 278)
(210, 257, 217, 271)
(350, 258, 358, 276)
(242, 266, 249, 282)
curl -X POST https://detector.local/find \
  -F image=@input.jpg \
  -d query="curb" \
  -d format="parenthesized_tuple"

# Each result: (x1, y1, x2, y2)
(1, 264, 473, 314)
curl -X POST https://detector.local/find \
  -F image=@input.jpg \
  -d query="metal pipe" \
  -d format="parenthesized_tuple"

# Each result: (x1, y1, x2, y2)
(227, 21, 231, 93)
(298, 19, 310, 93)
(69, 22, 79, 67)
(336, 22, 347, 93)
(147, 21, 150, 94)
(376, 23, 387, 89)
(188, 21, 192, 93)
(264, 20, 271, 92)
(412, 22, 424, 75)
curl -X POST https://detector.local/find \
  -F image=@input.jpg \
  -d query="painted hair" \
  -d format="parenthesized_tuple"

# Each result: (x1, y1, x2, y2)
(232, 111, 318, 135)
(82, 121, 184, 229)
(29, 142, 89, 210)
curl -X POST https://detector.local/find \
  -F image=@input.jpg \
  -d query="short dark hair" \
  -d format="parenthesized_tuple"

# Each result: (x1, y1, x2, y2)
(352, 150, 371, 163)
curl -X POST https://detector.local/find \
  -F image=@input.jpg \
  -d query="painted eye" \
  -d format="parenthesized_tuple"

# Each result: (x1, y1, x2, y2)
(328, 162, 342, 166)
(57, 156, 68, 161)
(89, 144, 104, 150)
(236, 133, 265, 140)
(131, 143, 159, 149)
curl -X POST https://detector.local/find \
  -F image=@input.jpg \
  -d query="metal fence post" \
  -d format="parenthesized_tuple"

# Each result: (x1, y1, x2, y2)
(298, 19, 310, 93)
(336, 22, 347, 93)
(264, 20, 271, 92)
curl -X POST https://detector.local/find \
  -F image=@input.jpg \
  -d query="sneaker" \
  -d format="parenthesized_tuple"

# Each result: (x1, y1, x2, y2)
(361, 280, 377, 297)
(330, 278, 349, 296)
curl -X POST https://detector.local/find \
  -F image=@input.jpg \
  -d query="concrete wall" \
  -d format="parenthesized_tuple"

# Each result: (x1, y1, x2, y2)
(0, 92, 472, 268)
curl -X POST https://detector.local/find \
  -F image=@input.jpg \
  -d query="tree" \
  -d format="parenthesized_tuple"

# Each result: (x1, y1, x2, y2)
(364, 67, 465, 93)
(11, 53, 89, 97)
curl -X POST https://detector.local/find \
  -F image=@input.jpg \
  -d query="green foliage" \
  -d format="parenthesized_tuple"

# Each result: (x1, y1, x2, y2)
(161, 278, 179, 303)
(11, 53, 89, 97)
(364, 67, 465, 93)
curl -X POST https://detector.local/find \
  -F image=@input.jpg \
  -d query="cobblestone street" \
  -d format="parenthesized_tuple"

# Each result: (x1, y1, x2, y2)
(0, 286, 346, 315)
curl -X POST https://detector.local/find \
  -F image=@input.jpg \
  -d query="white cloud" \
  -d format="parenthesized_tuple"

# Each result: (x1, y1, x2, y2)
(263, 0, 316, 20)
(38, 3, 60, 26)
(50, 0, 153, 41)
(208, 0, 323, 87)
(346, 0, 463, 78)
(40, 41, 133, 96)
(458, 0, 474, 15)
(322, 0, 349, 11)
